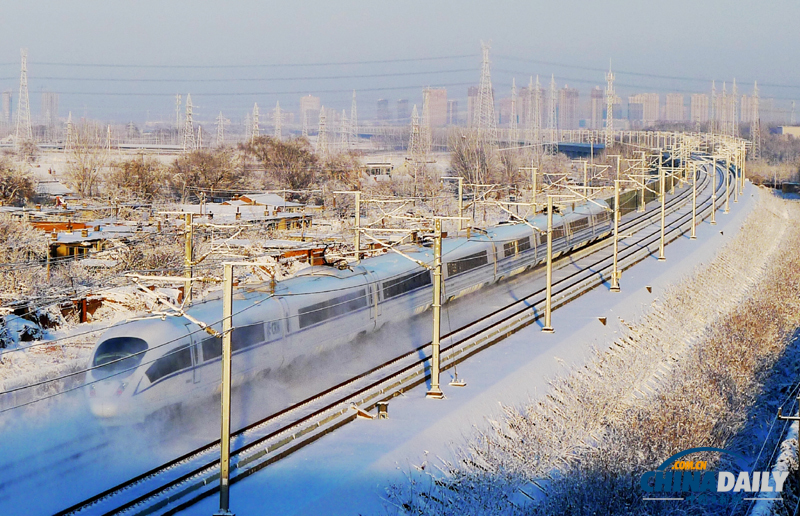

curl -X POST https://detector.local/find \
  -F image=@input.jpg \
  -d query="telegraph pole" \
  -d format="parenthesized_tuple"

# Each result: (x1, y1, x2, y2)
(184, 213, 194, 305)
(215, 263, 235, 516)
(658, 150, 666, 261)
(610, 178, 621, 292)
(542, 196, 555, 333)
(690, 161, 698, 240)
(442, 177, 465, 231)
(724, 154, 731, 214)
(426, 218, 444, 399)
(354, 191, 361, 262)
(710, 156, 717, 225)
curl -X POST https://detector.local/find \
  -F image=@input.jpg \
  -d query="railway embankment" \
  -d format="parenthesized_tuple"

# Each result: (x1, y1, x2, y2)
(385, 188, 800, 515)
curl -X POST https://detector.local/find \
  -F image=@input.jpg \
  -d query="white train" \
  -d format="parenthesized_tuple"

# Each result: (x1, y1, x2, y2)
(86, 201, 612, 424)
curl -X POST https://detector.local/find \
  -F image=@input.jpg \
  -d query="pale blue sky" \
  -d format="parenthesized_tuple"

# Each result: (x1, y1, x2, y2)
(1, 0, 797, 123)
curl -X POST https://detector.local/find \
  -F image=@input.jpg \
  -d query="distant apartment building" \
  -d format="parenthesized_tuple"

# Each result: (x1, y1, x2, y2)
(376, 99, 391, 121)
(590, 87, 604, 130)
(41, 91, 59, 127)
(447, 99, 458, 125)
(397, 99, 410, 122)
(498, 97, 512, 125)
(628, 101, 644, 127)
(629, 93, 660, 125)
(665, 93, 684, 122)
(1, 90, 10, 125)
(690, 94, 709, 123)
(299, 94, 321, 127)
(467, 86, 479, 127)
(558, 86, 579, 130)
(424, 87, 448, 126)
(612, 95, 623, 120)
(740, 94, 757, 124)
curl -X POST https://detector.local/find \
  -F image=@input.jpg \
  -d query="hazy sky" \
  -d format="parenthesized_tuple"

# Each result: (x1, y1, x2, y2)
(1, 0, 798, 124)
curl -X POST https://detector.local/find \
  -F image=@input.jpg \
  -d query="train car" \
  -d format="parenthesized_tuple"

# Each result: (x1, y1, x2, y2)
(85, 199, 613, 424)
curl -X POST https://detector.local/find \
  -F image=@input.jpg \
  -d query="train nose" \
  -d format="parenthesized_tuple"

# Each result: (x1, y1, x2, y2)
(89, 400, 119, 418)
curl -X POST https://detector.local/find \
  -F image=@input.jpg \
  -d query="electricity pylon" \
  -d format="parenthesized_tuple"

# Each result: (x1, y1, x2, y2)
(339, 109, 349, 153)
(545, 75, 557, 156)
(182, 94, 195, 152)
(509, 78, 518, 146)
(421, 88, 432, 155)
(14, 48, 32, 150)
(752, 81, 761, 160)
(316, 106, 328, 161)
(251, 103, 260, 142)
(215, 112, 226, 147)
(473, 42, 498, 149)
(350, 90, 358, 149)
(605, 65, 615, 148)
(273, 101, 282, 140)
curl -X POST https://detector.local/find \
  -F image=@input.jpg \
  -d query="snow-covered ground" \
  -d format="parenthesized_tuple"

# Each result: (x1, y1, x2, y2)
(182, 187, 760, 514)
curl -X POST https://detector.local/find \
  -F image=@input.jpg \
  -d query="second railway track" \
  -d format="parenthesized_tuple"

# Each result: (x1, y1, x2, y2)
(56, 163, 733, 516)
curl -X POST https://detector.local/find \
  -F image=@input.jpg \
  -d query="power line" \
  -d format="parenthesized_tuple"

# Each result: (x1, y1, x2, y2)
(17, 54, 475, 69)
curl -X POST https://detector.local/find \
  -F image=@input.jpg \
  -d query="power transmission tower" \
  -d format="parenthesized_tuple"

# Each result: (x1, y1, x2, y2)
(710, 81, 717, 134)
(721, 82, 728, 136)
(251, 103, 260, 142)
(273, 101, 282, 140)
(421, 88, 432, 155)
(175, 94, 182, 144)
(473, 42, 498, 149)
(302, 110, 308, 138)
(732, 78, 738, 137)
(408, 104, 423, 184)
(339, 109, 349, 153)
(65, 112, 74, 153)
(752, 81, 761, 160)
(244, 113, 252, 142)
(106, 125, 112, 152)
(316, 106, 328, 161)
(605, 65, 615, 148)
(525, 76, 534, 145)
(509, 78, 518, 146)
(350, 90, 358, 149)
(196, 125, 202, 150)
(791, 101, 796, 126)
(215, 112, 226, 147)
(530, 76, 542, 160)
(14, 48, 32, 150)
(183, 94, 196, 152)
(545, 74, 557, 156)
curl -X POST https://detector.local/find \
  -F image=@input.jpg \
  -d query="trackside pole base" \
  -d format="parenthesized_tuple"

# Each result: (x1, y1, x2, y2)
(658, 257, 666, 262)
(426, 388, 444, 399)
(541, 327, 554, 334)
(214, 511, 235, 516)
(610, 286, 620, 293)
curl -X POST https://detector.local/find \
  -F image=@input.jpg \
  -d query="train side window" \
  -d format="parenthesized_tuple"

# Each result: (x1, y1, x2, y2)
(298, 289, 368, 329)
(517, 237, 531, 252)
(383, 270, 432, 299)
(446, 251, 488, 276)
(503, 242, 515, 257)
(594, 211, 610, 224)
(552, 224, 566, 239)
(232, 323, 265, 352)
(202, 337, 221, 361)
(145, 345, 193, 384)
(570, 217, 590, 232)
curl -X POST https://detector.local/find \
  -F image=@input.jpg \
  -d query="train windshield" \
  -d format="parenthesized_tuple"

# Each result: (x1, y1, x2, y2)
(92, 337, 148, 378)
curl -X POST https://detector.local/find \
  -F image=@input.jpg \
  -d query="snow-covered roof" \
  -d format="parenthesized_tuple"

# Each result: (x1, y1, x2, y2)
(239, 193, 304, 208)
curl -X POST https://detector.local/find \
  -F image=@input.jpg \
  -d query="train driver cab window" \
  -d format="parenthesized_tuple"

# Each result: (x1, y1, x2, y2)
(145, 346, 193, 384)
(93, 337, 148, 378)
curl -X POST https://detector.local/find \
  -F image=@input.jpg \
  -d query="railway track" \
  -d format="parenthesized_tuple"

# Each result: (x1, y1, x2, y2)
(55, 162, 733, 516)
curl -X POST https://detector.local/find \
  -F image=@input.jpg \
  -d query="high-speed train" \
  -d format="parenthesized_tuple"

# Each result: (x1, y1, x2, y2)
(86, 201, 613, 424)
